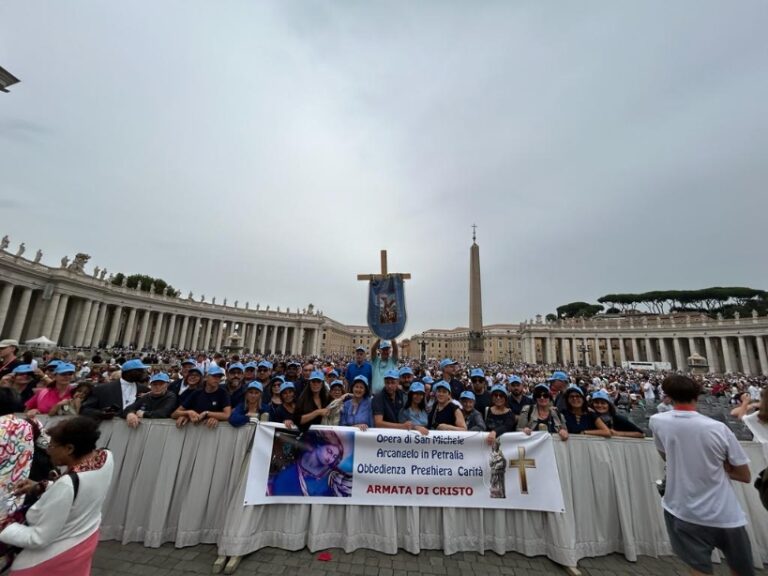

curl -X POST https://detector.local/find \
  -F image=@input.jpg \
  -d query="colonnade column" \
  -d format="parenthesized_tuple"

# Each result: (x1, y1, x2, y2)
(0, 283, 14, 333)
(214, 320, 224, 351)
(178, 316, 190, 350)
(83, 302, 100, 347)
(737, 336, 751, 375)
(137, 310, 151, 349)
(122, 308, 138, 347)
(645, 337, 654, 362)
(247, 323, 257, 353)
(190, 317, 201, 351)
(269, 325, 278, 354)
(631, 339, 640, 362)
(659, 338, 669, 365)
(105, 304, 122, 347)
(581, 338, 590, 366)
(673, 338, 685, 370)
(704, 337, 718, 374)
(755, 336, 768, 376)
(165, 314, 177, 349)
(9, 287, 33, 341)
(90, 303, 108, 348)
(152, 312, 165, 349)
(606, 338, 614, 367)
(279, 326, 288, 354)
(593, 337, 601, 366)
(297, 327, 305, 356)
(40, 292, 61, 338)
(570, 338, 578, 366)
(202, 318, 213, 351)
(259, 324, 268, 353)
(688, 337, 698, 356)
(530, 337, 537, 364)
(720, 337, 733, 373)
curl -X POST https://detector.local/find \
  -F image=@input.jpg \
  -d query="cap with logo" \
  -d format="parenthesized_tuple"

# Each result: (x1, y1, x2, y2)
(439, 358, 458, 370)
(460, 390, 476, 401)
(150, 372, 171, 384)
(122, 359, 149, 372)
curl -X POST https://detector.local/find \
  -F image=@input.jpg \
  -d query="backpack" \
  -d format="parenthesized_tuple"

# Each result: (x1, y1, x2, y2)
(755, 466, 768, 511)
(0, 472, 79, 574)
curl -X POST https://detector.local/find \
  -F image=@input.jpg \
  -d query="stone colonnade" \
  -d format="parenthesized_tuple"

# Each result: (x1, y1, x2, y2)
(0, 260, 323, 355)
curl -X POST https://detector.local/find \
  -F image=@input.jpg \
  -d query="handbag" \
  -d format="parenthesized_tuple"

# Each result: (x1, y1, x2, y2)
(0, 472, 79, 574)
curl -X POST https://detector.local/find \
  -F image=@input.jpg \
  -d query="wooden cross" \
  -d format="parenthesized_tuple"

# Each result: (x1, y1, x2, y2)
(508, 446, 536, 494)
(356, 250, 411, 281)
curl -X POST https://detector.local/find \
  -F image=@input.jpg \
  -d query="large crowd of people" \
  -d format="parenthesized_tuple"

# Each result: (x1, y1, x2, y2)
(1, 335, 767, 575)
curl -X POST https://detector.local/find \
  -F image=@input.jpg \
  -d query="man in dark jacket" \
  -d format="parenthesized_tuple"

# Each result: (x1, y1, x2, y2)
(124, 372, 177, 426)
(81, 358, 149, 419)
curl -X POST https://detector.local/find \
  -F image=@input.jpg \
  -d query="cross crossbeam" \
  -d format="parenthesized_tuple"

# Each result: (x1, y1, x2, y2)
(357, 250, 411, 281)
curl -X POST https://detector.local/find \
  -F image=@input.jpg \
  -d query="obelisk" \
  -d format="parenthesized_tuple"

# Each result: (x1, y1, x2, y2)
(468, 225, 484, 363)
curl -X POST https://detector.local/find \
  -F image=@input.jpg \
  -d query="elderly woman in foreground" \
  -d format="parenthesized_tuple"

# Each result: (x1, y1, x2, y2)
(0, 417, 114, 576)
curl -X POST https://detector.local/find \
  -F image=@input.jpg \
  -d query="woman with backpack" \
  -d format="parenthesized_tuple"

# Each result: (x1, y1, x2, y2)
(0, 417, 114, 575)
(516, 383, 569, 441)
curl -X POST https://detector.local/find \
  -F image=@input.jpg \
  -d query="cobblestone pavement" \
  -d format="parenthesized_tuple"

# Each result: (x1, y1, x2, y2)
(92, 541, 767, 576)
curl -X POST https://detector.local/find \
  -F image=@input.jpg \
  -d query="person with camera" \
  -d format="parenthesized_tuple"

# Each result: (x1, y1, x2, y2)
(80, 359, 149, 420)
(650, 375, 754, 576)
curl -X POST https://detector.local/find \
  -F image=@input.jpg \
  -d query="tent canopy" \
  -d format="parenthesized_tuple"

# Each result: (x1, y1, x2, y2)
(24, 335, 57, 348)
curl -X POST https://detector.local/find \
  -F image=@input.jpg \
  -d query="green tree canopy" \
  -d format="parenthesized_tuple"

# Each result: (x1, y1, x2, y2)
(110, 272, 179, 297)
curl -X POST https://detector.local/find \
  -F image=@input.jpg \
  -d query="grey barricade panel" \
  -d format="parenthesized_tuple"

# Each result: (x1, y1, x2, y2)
(87, 420, 768, 568)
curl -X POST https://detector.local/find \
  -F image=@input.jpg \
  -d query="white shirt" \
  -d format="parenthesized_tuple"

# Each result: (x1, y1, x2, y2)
(748, 385, 761, 401)
(642, 381, 655, 401)
(120, 378, 138, 408)
(0, 451, 114, 570)
(743, 412, 768, 456)
(650, 410, 749, 528)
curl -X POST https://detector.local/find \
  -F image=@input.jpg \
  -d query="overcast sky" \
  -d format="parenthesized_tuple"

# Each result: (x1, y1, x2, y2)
(1, 1, 767, 337)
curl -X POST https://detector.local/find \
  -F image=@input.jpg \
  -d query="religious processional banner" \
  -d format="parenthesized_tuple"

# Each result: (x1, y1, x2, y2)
(244, 424, 565, 512)
(367, 275, 407, 340)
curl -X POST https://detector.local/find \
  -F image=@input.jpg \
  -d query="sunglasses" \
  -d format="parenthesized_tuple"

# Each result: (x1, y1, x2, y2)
(534, 393, 550, 399)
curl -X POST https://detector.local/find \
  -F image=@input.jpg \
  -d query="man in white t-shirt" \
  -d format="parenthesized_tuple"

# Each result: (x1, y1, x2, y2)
(748, 383, 761, 401)
(650, 375, 754, 576)
(641, 380, 655, 406)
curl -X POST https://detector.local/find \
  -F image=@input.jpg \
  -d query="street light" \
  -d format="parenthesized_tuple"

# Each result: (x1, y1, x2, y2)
(420, 338, 426, 363)
(507, 330, 513, 365)
(577, 344, 588, 367)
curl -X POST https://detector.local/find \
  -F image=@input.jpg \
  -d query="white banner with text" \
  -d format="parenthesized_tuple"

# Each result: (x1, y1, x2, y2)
(244, 425, 565, 512)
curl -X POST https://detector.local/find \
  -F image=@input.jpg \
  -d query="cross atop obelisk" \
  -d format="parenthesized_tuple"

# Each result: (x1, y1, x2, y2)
(357, 250, 411, 282)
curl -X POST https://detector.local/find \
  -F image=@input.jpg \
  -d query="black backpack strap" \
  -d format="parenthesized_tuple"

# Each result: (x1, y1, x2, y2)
(67, 472, 80, 502)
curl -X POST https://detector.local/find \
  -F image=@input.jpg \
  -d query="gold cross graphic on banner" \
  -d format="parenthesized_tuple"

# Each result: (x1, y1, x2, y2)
(356, 250, 412, 281)
(508, 446, 536, 494)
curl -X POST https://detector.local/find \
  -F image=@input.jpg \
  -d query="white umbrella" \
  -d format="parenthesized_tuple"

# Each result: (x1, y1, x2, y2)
(24, 335, 57, 348)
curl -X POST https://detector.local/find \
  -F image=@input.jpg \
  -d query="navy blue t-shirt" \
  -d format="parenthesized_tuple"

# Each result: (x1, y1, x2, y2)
(182, 387, 231, 413)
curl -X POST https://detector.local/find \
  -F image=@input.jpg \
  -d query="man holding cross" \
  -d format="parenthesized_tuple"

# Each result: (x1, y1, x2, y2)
(370, 339, 398, 395)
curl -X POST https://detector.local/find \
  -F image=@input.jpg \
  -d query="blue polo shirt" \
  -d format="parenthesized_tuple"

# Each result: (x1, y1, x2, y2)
(345, 361, 373, 390)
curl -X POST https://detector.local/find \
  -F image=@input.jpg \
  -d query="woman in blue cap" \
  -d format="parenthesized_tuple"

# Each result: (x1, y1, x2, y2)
(561, 386, 610, 437)
(484, 385, 516, 446)
(340, 376, 373, 431)
(589, 390, 644, 438)
(229, 382, 266, 427)
(295, 371, 331, 432)
(516, 384, 568, 440)
(398, 381, 429, 434)
(428, 381, 467, 431)
(269, 382, 297, 428)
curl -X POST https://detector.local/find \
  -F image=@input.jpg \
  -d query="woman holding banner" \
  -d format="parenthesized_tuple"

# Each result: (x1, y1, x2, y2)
(484, 384, 517, 446)
(428, 382, 467, 431)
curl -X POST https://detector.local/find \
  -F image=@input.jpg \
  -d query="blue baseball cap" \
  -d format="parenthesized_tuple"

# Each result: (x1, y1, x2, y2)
(150, 372, 170, 384)
(287, 360, 301, 367)
(549, 371, 569, 382)
(122, 359, 149, 371)
(309, 370, 325, 381)
(422, 375, 435, 385)
(328, 369, 339, 378)
(590, 390, 613, 404)
(181, 358, 197, 366)
(54, 362, 76, 375)
(460, 390, 476, 401)
(279, 382, 296, 394)
(439, 358, 458, 370)
(490, 384, 508, 396)
(409, 382, 426, 394)
(469, 368, 485, 379)
(188, 365, 204, 376)
(379, 341, 392, 349)
(564, 385, 585, 398)
(247, 381, 264, 392)
(257, 360, 272, 369)
(270, 374, 285, 383)
(508, 375, 523, 385)
(244, 361, 258, 370)
(384, 369, 400, 380)
(45, 360, 62, 370)
(208, 365, 225, 377)
(355, 346, 366, 352)
(533, 383, 551, 395)
(330, 379, 345, 389)
(399, 367, 414, 377)
(228, 362, 245, 372)
(433, 381, 451, 393)
(12, 364, 34, 375)
(353, 375, 369, 387)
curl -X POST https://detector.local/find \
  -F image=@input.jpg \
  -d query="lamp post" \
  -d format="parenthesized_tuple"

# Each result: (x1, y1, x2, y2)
(578, 344, 588, 367)
(507, 330, 513, 365)
(420, 338, 426, 363)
